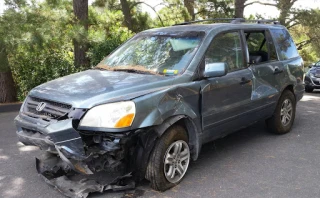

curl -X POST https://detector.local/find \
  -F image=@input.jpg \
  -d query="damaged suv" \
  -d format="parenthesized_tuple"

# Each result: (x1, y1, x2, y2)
(15, 18, 304, 197)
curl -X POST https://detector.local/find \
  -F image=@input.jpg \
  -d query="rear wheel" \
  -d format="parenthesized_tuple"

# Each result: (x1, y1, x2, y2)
(305, 86, 314, 93)
(266, 90, 296, 134)
(146, 125, 190, 191)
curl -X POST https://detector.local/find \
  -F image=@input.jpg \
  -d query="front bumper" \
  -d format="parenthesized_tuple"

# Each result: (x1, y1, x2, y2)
(15, 112, 148, 197)
(305, 76, 320, 89)
(15, 113, 127, 174)
(15, 113, 90, 168)
(15, 111, 158, 197)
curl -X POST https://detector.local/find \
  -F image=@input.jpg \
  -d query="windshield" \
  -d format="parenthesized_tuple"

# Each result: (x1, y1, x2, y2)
(96, 32, 203, 76)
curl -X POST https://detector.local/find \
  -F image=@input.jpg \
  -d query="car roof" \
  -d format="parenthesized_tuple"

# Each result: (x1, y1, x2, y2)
(142, 23, 284, 34)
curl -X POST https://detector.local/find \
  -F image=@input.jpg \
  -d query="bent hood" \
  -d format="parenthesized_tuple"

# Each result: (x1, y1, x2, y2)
(29, 70, 174, 108)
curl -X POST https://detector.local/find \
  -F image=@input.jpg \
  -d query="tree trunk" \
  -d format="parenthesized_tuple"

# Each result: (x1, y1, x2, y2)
(235, 0, 246, 18)
(120, 0, 134, 31)
(0, 41, 16, 103)
(184, 0, 195, 21)
(73, 0, 89, 68)
(0, 71, 16, 103)
(277, 0, 295, 26)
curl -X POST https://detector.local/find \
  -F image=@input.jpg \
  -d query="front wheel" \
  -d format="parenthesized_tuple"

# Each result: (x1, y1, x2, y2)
(266, 90, 296, 134)
(305, 86, 314, 93)
(146, 125, 190, 191)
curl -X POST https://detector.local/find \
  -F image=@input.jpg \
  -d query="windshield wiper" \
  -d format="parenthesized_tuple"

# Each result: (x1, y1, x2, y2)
(93, 67, 109, 71)
(113, 68, 158, 75)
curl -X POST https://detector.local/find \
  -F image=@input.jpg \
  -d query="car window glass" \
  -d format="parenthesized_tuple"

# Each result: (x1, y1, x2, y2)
(205, 32, 244, 72)
(265, 30, 278, 61)
(246, 32, 267, 53)
(245, 31, 272, 63)
(270, 29, 299, 60)
(316, 62, 320, 66)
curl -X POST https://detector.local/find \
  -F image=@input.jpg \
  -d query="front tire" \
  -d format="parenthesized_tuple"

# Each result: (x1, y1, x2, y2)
(146, 125, 190, 191)
(266, 90, 296, 134)
(305, 86, 314, 93)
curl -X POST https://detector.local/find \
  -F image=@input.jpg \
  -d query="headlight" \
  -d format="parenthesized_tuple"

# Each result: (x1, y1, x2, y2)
(79, 101, 135, 128)
(310, 73, 315, 78)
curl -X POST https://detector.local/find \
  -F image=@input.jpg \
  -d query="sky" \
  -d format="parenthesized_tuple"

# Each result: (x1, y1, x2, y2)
(1, 0, 320, 19)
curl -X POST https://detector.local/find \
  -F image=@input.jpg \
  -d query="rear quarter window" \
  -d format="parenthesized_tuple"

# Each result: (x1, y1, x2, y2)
(270, 29, 299, 60)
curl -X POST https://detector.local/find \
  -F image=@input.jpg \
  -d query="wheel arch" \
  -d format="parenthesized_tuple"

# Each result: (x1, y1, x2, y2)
(153, 115, 202, 161)
(282, 84, 296, 101)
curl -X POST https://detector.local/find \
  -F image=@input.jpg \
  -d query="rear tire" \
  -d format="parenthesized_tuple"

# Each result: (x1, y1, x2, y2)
(146, 125, 190, 191)
(305, 86, 314, 93)
(266, 90, 296, 134)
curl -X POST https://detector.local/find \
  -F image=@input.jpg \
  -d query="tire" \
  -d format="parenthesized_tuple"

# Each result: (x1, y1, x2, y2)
(305, 86, 314, 93)
(266, 90, 296, 134)
(146, 125, 190, 191)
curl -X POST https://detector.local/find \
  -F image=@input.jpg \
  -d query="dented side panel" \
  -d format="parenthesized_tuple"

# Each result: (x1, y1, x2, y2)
(132, 81, 201, 129)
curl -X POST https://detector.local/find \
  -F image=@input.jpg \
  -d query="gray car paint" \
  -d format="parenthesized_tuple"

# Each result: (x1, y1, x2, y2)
(14, 23, 304, 197)
(17, 22, 304, 156)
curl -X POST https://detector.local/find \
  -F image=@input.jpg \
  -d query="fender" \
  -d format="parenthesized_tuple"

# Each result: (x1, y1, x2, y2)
(153, 115, 202, 161)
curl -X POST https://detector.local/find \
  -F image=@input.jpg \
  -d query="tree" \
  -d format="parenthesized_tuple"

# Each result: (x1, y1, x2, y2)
(120, 0, 134, 31)
(249, 0, 298, 26)
(0, 40, 16, 103)
(184, 0, 195, 20)
(196, 0, 234, 19)
(235, 0, 246, 18)
(73, 0, 89, 68)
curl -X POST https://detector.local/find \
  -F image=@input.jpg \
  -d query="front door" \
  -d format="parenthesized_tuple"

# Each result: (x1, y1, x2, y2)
(200, 31, 253, 139)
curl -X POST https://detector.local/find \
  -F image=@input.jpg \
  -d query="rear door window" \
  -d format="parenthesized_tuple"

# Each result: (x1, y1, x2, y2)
(270, 29, 299, 60)
(244, 30, 278, 64)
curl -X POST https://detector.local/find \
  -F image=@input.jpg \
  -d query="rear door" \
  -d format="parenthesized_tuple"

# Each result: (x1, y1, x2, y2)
(269, 28, 304, 97)
(244, 29, 284, 112)
(200, 31, 254, 139)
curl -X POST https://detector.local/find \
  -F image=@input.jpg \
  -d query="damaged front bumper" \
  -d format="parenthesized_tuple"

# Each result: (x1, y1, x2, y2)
(15, 113, 155, 197)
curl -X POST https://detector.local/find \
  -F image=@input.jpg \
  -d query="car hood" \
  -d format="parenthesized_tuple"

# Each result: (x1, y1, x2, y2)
(29, 69, 174, 108)
(309, 67, 320, 77)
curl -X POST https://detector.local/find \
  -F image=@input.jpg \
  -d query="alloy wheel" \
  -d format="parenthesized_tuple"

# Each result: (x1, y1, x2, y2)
(163, 140, 190, 183)
(280, 99, 293, 126)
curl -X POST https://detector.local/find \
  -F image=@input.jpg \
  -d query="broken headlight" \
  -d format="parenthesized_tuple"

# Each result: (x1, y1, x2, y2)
(79, 101, 135, 128)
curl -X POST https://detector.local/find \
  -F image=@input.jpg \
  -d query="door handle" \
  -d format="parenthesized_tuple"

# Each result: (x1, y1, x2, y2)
(240, 77, 251, 85)
(273, 67, 283, 74)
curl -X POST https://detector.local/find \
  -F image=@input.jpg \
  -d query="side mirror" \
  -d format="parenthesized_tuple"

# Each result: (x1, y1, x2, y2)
(204, 62, 228, 78)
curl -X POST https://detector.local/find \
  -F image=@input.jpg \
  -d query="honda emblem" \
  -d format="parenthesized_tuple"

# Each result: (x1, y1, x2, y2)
(36, 102, 46, 112)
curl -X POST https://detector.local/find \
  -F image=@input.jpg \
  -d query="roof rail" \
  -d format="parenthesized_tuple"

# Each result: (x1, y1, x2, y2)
(173, 18, 280, 26)
(247, 19, 280, 25)
(173, 18, 245, 26)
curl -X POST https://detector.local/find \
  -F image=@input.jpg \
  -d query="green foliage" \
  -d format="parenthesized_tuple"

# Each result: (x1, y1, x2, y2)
(10, 48, 80, 101)
(2, 0, 320, 101)
(88, 36, 129, 66)
(1, 0, 134, 100)
(87, 7, 134, 66)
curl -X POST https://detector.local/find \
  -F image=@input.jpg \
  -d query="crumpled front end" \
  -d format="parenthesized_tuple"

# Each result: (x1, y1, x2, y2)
(14, 98, 157, 198)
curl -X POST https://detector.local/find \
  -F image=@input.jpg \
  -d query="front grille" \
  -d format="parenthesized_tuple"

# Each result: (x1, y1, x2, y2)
(24, 96, 72, 120)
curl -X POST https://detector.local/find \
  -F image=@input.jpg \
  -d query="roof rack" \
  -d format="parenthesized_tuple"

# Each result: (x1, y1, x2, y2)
(173, 18, 280, 26)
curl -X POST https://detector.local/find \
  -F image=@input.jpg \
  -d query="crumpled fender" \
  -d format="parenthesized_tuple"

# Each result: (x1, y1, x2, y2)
(132, 83, 200, 129)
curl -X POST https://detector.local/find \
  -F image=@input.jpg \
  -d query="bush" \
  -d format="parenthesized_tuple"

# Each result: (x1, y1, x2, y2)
(88, 37, 124, 66)
(10, 47, 82, 101)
